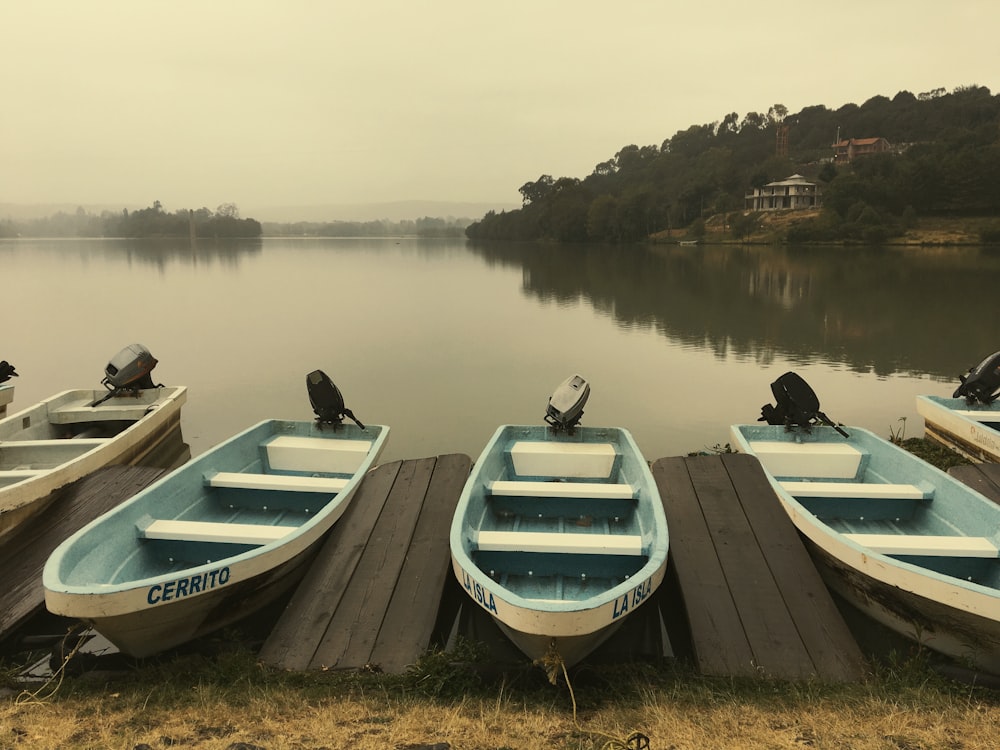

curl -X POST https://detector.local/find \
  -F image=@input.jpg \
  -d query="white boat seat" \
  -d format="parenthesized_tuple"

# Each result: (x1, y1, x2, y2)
(509, 441, 618, 478)
(779, 481, 930, 500)
(139, 519, 292, 546)
(749, 441, 864, 479)
(476, 530, 643, 556)
(205, 471, 348, 493)
(0, 468, 45, 479)
(48, 404, 153, 423)
(264, 435, 372, 474)
(844, 533, 999, 558)
(488, 480, 635, 500)
(0, 438, 107, 448)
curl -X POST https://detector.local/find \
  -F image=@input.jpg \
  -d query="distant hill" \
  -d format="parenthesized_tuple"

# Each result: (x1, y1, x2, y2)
(0, 203, 139, 220)
(245, 200, 519, 223)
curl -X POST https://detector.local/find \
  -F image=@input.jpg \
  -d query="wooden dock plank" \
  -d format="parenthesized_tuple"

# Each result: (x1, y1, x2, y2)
(721, 453, 867, 681)
(259, 454, 471, 673)
(257, 460, 401, 670)
(653, 454, 866, 682)
(686, 456, 815, 680)
(950, 463, 1000, 504)
(372, 453, 471, 672)
(652, 457, 756, 676)
(0, 464, 169, 646)
(310, 457, 437, 669)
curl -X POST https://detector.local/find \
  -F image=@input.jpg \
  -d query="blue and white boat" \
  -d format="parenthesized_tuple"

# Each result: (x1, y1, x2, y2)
(916, 350, 1000, 463)
(44, 372, 388, 658)
(732, 372, 1000, 674)
(450, 376, 669, 668)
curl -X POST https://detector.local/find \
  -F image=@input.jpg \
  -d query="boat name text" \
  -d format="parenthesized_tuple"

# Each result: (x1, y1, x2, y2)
(147, 566, 231, 605)
(613, 578, 652, 619)
(462, 570, 498, 614)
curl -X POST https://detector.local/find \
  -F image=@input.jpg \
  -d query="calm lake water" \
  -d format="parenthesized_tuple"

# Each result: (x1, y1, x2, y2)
(3, 237, 998, 464)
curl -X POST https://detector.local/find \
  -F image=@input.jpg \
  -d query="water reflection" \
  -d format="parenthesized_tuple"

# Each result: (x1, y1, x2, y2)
(470, 241, 1000, 379)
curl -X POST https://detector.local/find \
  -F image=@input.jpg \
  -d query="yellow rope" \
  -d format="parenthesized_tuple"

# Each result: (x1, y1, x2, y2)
(15, 626, 86, 705)
(535, 640, 651, 750)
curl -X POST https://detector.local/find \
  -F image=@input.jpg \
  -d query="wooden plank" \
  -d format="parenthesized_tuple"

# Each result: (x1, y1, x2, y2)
(257, 461, 400, 670)
(309, 457, 436, 669)
(652, 457, 756, 677)
(139, 519, 291, 545)
(0, 464, 168, 644)
(950, 463, 1000, 504)
(488, 480, 635, 499)
(206, 471, 348, 493)
(371, 453, 471, 672)
(722, 453, 867, 682)
(476, 530, 643, 555)
(685, 455, 815, 680)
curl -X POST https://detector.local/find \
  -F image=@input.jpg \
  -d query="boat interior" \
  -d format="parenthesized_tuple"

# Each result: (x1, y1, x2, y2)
(469, 435, 650, 602)
(748, 435, 1000, 587)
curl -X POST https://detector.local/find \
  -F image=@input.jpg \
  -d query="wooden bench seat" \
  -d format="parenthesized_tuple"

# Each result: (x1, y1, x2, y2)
(780, 480, 930, 500)
(749, 441, 864, 479)
(0, 468, 45, 480)
(138, 519, 292, 546)
(264, 435, 371, 474)
(843, 533, 999, 558)
(205, 471, 348, 493)
(476, 530, 643, 556)
(509, 441, 618, 479)
(488, 480, 635, 500)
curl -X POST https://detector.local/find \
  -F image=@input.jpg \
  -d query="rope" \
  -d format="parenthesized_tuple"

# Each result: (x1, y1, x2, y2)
(535, 640, 652, 750)
(15, 626, 87, 705)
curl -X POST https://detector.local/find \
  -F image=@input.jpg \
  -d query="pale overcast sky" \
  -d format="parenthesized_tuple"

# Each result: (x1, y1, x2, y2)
(2, 1, 997, 219)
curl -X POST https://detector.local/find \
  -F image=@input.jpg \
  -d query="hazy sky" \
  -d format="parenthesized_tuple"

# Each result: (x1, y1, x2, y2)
(3, 1, 997, 219)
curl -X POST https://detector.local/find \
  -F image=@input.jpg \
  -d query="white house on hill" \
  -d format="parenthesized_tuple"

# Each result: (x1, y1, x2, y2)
(744, 174, 822, 211)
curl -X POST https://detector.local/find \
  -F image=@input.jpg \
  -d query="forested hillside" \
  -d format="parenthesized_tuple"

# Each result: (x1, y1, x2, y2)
(466, 85, 1000, 244)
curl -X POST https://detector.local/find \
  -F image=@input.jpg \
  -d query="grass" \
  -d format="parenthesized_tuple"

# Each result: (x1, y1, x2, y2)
(3, 638, 1000, 749)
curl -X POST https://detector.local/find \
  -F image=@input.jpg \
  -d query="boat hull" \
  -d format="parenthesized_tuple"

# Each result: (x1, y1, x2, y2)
(731, 423, 1000, 674)
(450, 424, 668, 667)
(916, 395, 1000, 463)
(0, 387, 188, 541)
(44, 419, 388, 657)
(808, 541, 1000, 673)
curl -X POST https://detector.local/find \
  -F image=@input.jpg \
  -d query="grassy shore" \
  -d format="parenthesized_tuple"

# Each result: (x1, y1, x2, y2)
(2, 439, 996, 749)
(3, 636, 1000, 750)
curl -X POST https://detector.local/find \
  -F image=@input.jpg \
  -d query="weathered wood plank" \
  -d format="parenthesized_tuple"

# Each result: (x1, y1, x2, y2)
(722, 453, 867, 682)
(685, 455, 815, 680)
(652, 456, 756, 676)
(0, 465, 168, 643)
(257, 461, 401, 670)
(950, 463, 1000, 504)
(309, 457, 436, 669)
(371, 453, 471, 672)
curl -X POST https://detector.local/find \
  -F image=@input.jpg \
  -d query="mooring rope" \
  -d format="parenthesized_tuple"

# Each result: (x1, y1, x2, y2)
(15, 626, 86, 705)
(536, 641, 652, 750)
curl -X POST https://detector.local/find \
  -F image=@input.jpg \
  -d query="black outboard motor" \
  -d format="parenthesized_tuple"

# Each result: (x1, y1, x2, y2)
(307, 369, 365, 429)
(953, 351, 1000, 405)
(544, 374, 590, 432)
(0, 360, 17, 384)
(91, 344, 161, 406)
(759, 371, 849, 437)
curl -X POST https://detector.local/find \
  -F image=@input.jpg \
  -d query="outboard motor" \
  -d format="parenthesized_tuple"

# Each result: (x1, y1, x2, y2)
(544, 374, 590, 432)
(759, 371, 849, 437)
(0, 360, 17, 384)
(953, 351, 1000, 404)
(92, 344, 161, 406)
(307, 369, 365, 429)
